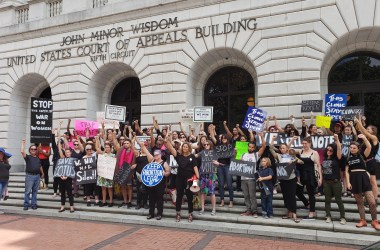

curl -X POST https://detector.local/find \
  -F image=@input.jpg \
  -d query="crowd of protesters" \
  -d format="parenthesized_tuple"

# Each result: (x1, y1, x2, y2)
(0, 113, 379, 230)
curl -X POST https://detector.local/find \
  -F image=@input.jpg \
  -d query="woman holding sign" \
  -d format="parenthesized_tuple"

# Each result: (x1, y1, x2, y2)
(57, 139, 75, 213)
(164, 134, 199, 223)
(354, 116, 379, 205)
(95, 136, 115, 207)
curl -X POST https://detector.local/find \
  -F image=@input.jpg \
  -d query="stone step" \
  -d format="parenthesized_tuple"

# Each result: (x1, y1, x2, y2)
(0, 205, 379, 246)
(8, 186, 371, 213)
(3, 192, 380, 224)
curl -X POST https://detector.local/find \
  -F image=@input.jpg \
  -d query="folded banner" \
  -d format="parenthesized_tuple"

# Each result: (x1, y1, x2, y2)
(97, 154, 117, 180)
(74, 156, 97, 184)
(53, 158, 75, 178)
(200, 150, 215, 174)
(229, 159, 256, 178)
(141, 162, 164, 187)
(276, 161, 297, 180)
(242, 106, 267, 132)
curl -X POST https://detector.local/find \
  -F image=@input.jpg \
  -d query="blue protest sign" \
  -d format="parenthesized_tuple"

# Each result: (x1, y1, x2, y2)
(242, 107, 267, 132)
(141, 162, 164, 187)
(325, 94, 347, 121)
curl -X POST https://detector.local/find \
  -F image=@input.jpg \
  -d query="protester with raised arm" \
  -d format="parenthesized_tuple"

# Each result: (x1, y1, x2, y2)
(354, 116, 379, 205)
(164, 133, 199, 223)
(21, 139, 44, 210)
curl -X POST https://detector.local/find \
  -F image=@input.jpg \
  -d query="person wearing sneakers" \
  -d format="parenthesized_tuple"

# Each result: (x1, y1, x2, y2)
(322, 134, 346, 225)
(239, 133, 266, 218)
(346, 134, 380, 230)
(257, 157, 274, 218)
(0, 147, 12, 214)
(21, 139, 44, 211)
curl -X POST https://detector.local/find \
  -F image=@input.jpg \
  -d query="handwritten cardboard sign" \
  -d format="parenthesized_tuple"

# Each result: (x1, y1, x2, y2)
(341, 106, 364, 121)
(301, 100, 323, 113)
(105, 104, 126, 122)
(276, 161, 297, 180)
(53, 158, 76, 178)
(214, 144, 234, 159)
(30, 97, 53, 143)
(74, 156, 97, 184)
(242, 107, 267, 132)
(200, 150, 215, 174)
(75, 120, 99, 137)
(114, 163, 133, 186)
(341, 134, 353, 158)
(229, 159, 256, 178)
(325, 94, 347, 121)
(97, 154, 117, 180)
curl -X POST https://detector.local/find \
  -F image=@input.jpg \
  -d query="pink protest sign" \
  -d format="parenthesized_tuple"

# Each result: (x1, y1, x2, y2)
(75, 120, 99, 137)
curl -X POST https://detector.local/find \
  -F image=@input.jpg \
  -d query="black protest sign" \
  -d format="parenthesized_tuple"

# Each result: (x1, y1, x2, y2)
(200, 150, 215, 174)
(255, 132, 280, 146)
(167, 154, 178, 175)
(341, 134, 353, 158)
(301, 100, 323, 113)
(54, 158, 76, 178)
(278, 135, 303, 149)
(74, 156, 97, 184)
(114, 162, 134, 186)
(255, 133, 303, 149)
(214, 144, 234, 159)
(276, 161, 297, 180)
(311, 135, 334, 149)
(30, 97, 53, 143)
(341, 106, 364, 121)
(229, 159, 256, 178)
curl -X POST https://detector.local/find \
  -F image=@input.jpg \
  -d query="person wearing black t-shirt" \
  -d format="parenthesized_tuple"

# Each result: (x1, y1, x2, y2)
(322, 134, 345, 225)
(164, 134, 199, 223)
(346, 134, 380, 230)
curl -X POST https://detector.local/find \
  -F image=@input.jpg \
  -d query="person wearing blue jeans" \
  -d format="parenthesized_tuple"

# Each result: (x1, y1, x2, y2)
(21, 140, 44, 210)
(257, 157, 274, 218)
(217, 165, 233, 207)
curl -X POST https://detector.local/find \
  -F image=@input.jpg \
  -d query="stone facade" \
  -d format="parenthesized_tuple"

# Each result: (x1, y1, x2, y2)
(1, 0, 380, 168)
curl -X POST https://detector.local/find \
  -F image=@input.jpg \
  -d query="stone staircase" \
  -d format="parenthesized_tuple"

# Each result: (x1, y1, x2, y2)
(1, 172, 380, 247)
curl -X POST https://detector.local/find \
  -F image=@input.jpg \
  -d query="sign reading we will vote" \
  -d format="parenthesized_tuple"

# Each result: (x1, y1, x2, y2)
(341, 134, 353, 158)
(75, 120, 99, 137)
(255, 133, 303, 148)
(325, 94, 347, 121)
(200, 150, 215, 174)
(242, 107, 267, 132)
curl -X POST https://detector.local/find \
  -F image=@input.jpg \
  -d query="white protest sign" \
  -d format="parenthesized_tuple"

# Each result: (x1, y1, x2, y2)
(96, 112, 120, 129)
(134, 136, 151, 150)
(193, 106, 213, 122)
(105, 104, 126, 122)
(180, 108, 194, 120)
(97, 154, 117, 180)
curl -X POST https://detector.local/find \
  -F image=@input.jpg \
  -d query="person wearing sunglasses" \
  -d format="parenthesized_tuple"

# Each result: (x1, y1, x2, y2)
(21, 139, 44, 210)
(322, 134, 346, 225)
(83, 144, 100, 206)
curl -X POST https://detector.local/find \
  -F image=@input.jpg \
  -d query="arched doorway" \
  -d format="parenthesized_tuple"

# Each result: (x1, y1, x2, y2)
(39, 87, 52, 99)
(204, 66, 255, 133)
(111, 77, 141, 125)
(328, 52, 380, 130)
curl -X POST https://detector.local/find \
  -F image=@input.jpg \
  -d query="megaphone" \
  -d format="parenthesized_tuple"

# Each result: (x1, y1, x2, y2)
(190, 180, 200, 193)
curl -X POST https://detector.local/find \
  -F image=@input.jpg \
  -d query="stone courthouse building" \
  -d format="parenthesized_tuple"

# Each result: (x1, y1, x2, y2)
(1, 0, 380, 168)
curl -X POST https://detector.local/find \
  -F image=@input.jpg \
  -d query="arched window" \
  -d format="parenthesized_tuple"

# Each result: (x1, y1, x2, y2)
(329, 52, 380, 130)
(204, 66, 255, 134)
(111, 77, 141, 125)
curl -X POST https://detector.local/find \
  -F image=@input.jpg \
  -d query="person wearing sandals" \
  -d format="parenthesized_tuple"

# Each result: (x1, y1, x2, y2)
(145, 149, 170, 220)
(94, 136, 115, 207)
(346, 134, 380, 230)
(322, 134, 346, 224)
(196, 140, 217, 216)
(164, 133, 199, 223)
(239, 133, 266, 218)
(269, 138, 301, 223)
(57, 135, 75, 213)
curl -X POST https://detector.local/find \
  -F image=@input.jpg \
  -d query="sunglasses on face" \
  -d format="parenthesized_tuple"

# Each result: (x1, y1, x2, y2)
(204, 143, 210, 146)
(74, 144, 79, 146)
(86, 149, 92, 151)
(327, 149, 333, 152)
(180, 136, 186, 139)
(30, 148, 37, 151)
